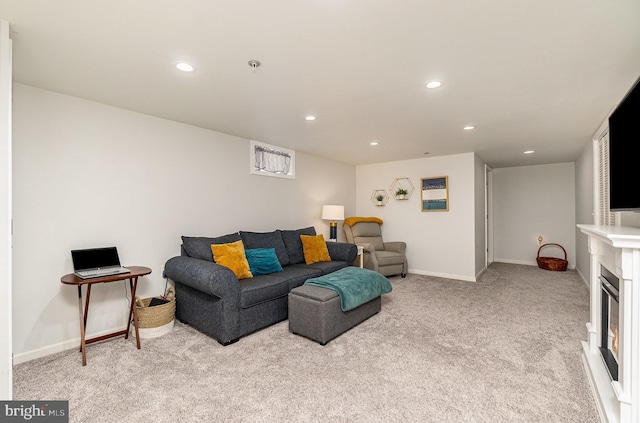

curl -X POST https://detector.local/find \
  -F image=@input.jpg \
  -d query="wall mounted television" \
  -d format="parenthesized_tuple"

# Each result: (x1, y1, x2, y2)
(609, 75, 640, 212)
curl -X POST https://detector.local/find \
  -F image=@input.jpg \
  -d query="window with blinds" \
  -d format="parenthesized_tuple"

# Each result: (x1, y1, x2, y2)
(597, 132, 616, 226)
(250, 140, 295, 179)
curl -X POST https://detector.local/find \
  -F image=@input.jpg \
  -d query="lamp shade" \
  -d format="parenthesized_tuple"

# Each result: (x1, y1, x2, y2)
(322, 205, 344, 221)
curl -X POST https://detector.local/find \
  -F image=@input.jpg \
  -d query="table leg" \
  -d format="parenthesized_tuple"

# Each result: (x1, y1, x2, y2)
(83, 284, 92, 332)
(76, 286, 87, 366)
(126, 277, 141, 349)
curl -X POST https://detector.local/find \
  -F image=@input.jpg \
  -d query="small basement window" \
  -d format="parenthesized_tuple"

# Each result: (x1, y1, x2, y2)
(250, 140, 295, 179)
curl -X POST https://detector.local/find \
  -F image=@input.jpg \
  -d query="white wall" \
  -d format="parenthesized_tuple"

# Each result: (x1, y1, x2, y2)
(355, 153, 479, 281)
(11, 83, 355, 362)
(619, 212, 640, 228)
(575, 119, 640, 289)
(575, 140, 594, 285)
(493, 163, 576, 268)
(10, 82, 597, 365)
(474, 155, 487, 277)
(0, 20, 12, 399)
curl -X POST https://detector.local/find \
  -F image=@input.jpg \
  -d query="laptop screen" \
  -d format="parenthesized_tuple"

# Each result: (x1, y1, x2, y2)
(71, 247, 121, 271)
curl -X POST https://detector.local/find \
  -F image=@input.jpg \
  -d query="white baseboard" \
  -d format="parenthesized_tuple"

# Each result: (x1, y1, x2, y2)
(13, 326, 130, 365)
(492, 258, 575, 270)
(475, 266, 487, 281)
(408, 268, 476, 282)
(493, 258, 538, 266)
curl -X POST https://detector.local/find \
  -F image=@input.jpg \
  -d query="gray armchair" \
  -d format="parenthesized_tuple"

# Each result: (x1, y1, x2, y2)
(343, 218, 407, 278)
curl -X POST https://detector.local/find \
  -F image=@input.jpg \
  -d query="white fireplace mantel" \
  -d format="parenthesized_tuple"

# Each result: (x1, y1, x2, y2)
(578, 224, 640, 423)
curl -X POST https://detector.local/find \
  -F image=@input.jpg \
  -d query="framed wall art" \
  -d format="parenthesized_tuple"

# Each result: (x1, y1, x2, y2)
(421, 176, 449, 212)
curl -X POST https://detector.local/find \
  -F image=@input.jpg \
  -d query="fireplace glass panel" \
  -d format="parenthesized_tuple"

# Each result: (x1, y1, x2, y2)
(600, 266, 619, 381)
(609, 296, 619, 361)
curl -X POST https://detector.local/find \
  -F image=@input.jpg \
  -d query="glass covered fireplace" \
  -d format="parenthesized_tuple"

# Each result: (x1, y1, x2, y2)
(600, 265, 619, 381)
(579, 224, 640, 423)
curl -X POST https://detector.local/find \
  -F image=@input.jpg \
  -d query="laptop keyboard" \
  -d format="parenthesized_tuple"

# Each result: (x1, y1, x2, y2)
(76, 267, 127, 278)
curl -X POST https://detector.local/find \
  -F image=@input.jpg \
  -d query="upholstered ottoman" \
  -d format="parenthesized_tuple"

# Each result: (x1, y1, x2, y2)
(288, 284, 381, 345)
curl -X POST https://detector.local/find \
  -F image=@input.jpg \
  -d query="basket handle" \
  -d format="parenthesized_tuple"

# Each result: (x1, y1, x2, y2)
(135, 296, 145, 308)
(164, 286, 175, 300)
(537, 243, 567, 260)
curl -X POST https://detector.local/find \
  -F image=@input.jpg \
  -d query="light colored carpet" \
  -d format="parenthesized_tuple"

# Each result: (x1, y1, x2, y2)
(13, 263, 599, 422)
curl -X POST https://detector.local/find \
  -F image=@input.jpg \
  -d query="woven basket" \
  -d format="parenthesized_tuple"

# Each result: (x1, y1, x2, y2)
(536, 243, 568, 271)
(135, 287, 176, 333)
(132, 320, 174, 339)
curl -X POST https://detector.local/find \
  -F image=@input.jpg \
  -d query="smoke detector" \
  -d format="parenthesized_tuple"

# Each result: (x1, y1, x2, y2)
(248, 60, 261, 70)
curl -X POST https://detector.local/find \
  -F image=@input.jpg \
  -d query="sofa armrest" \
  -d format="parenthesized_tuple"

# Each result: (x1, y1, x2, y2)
(326, 242, 358, 264)
(164, 256, 240, 301)
(383, 241, 406, 254)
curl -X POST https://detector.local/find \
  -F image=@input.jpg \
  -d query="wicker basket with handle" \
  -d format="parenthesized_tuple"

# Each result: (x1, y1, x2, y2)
(536, 243, 568, 271)
(135, 287, 176, 329)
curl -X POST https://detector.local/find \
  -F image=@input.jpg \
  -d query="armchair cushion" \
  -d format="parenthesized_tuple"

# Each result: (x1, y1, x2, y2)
(374, 250, 406, 267)
(349, 222, 384, 251)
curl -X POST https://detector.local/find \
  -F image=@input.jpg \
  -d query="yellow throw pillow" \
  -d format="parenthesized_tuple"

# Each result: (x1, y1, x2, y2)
(211, 240, 253, 280)
(300, 234, 332, 265)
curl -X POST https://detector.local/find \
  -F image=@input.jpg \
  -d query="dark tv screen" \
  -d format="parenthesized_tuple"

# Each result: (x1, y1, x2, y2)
(609, 76, 640, 212)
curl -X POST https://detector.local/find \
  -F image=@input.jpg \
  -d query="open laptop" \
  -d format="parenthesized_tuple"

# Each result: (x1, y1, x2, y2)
(71, 246, 130, 279)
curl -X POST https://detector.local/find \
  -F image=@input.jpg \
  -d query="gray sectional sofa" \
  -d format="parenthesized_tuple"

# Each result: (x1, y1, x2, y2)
(164, 227, 357, 345)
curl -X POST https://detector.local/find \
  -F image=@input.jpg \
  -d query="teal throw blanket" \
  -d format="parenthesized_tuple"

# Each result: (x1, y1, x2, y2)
(304, 267, 392, 311)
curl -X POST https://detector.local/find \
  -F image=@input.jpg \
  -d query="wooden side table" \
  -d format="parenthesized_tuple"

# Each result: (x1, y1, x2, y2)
(61, 266, 151, 365)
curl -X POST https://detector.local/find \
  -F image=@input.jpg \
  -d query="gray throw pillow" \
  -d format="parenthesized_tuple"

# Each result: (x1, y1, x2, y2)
(239, 230, 290, 266)
(181, 233, 241, 261)
(281, 226, 317, 264)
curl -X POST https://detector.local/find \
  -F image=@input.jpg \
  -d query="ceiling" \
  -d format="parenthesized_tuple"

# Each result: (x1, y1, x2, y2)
(1, 1, 640, 168)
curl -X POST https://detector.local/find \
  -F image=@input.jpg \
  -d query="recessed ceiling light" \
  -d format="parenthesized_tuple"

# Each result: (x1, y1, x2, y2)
(305, 116, 316, 121)
(425, 81, 442, 89)
(176, 62, 195, 72)
(463, 125, 475, 130)
(370, 141, 379, 146)
(524, 150, 535, 154)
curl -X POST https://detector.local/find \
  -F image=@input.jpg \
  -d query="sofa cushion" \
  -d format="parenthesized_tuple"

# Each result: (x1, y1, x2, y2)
(245, 248, 283, 275)
(281, 226, 316, 264)
(300, 234, 332, 265)
(182, 233, 241, 261)
(279, 265, 323, 290)
(238, 275, 290, 308)
(290, 260, 349, 275)
(238, 267, 323, 307)
(240, 230, 290, 266)
(210, 240, 253, 280)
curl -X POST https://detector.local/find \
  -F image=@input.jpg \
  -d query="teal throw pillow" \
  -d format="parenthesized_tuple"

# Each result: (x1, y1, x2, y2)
(245, 248, 284, 275)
